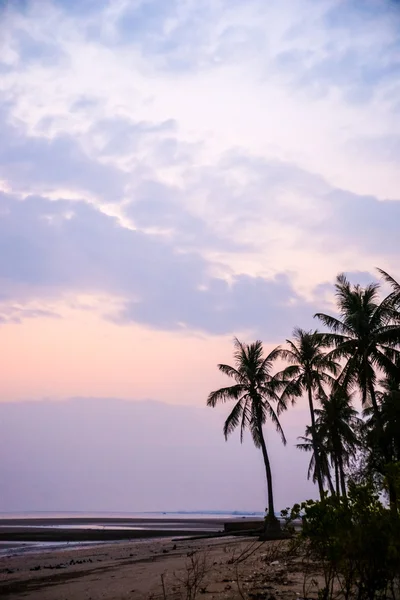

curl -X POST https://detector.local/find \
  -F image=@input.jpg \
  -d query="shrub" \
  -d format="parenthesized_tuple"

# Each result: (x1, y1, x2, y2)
(283, 483, 400, 600)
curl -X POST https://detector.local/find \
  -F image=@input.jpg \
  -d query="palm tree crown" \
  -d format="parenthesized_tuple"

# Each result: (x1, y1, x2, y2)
(315, 273, 400, 407)
(278, 328, 339, 398)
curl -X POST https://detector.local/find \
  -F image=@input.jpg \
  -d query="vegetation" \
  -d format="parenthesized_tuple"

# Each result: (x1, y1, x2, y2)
(207, 268, 400, 596)
(282, 483, 400, 600)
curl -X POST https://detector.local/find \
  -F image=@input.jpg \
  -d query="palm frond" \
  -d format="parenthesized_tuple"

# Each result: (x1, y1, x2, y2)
(223, 399, 244, 440)
(277, 347, 299, 365)
(217, 363, 243, 382)
(377, 268, 400, 296)
(315, 313, 353, 336)
(207, 384, 244, 407)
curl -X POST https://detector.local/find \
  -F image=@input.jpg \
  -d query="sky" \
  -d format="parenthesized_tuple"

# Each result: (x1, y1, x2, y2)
(0, 0, 399, 513)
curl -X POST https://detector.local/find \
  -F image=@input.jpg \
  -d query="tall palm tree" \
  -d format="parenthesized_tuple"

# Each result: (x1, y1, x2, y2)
(277, 328, 340, 499)
(315, 273, 400, 507)
(314, 388, 360, 497)
(207, 338, 286, 527)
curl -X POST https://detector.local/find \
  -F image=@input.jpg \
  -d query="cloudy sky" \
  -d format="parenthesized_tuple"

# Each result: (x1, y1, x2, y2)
(0, 0, 399, 513)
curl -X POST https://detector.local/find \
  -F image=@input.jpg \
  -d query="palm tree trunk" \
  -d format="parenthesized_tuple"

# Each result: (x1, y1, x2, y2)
(338, 455, 347, 498)
(256, 414, 278, 528)
(334, 459, 340, 496)
(368, 379, 383, 431)
(326, 466, 335, 496)
(307, 384, 324, 499)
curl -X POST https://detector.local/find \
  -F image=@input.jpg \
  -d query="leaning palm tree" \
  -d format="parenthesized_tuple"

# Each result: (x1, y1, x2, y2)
(207, 338, 286, 528)
(277, 328, 340, 499)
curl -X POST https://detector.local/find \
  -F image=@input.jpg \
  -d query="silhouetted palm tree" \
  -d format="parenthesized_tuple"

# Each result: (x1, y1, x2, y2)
(365, 368, 400, 471)
(297, 427, 335, 496)
(315, 273, 400, 420)
(315, 388, 360, 497)
(315, 273, 400, 508)
(277, 328, 340, 499)
(207, 338, 286, 527)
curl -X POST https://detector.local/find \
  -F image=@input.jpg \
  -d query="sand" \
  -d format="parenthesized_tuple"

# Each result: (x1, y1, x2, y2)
(0, 533, 315, 599)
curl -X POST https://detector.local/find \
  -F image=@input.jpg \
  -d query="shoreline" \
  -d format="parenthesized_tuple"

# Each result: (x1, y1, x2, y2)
(0, 517, 263, 545)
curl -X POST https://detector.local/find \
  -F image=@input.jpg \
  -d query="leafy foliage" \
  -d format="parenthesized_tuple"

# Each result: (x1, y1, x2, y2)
(287, 483, 400, 600)
(315, 273, 400, 410)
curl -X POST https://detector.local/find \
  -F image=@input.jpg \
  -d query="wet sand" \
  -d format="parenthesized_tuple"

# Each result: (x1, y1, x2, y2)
(0, 517, 263, 544)
(0, 517, 239, 545)
(0, 534, 314, 599)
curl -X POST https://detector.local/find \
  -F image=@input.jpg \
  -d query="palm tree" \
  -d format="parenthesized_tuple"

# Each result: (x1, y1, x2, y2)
(365, 369, 400, 471)
(297, 427, 335, 496)
(315, 273, 400, 422)
(314, 388, 360, 497)
(207, 338, 286, 528)
(315, 273, 400, 507)
(277, 328, 340, 499)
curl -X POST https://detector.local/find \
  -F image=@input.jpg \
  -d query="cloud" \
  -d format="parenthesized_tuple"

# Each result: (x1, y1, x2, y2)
(92, 116, 178, 159)
(13, 29, 67, 67)
(116, 273, 315, 338)
(347, 134, 400, 164)
(0, 305, 60, 324)
(0, 191, 318, 338)
(1, 163, 398, 338)
(322, 189, 400, 257)
(274, 0, 400, 105)
(0, 0, 399, 341)
(0, 107, 129, 202)
(2, 0, 400, 203)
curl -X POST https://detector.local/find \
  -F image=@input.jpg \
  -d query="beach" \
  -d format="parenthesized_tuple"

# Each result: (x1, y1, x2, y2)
(0, 530, 312, 600)
(0, 516, 253, 598)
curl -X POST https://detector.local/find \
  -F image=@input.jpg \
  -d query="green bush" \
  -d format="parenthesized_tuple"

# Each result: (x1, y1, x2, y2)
(282, 483, 400, 600)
